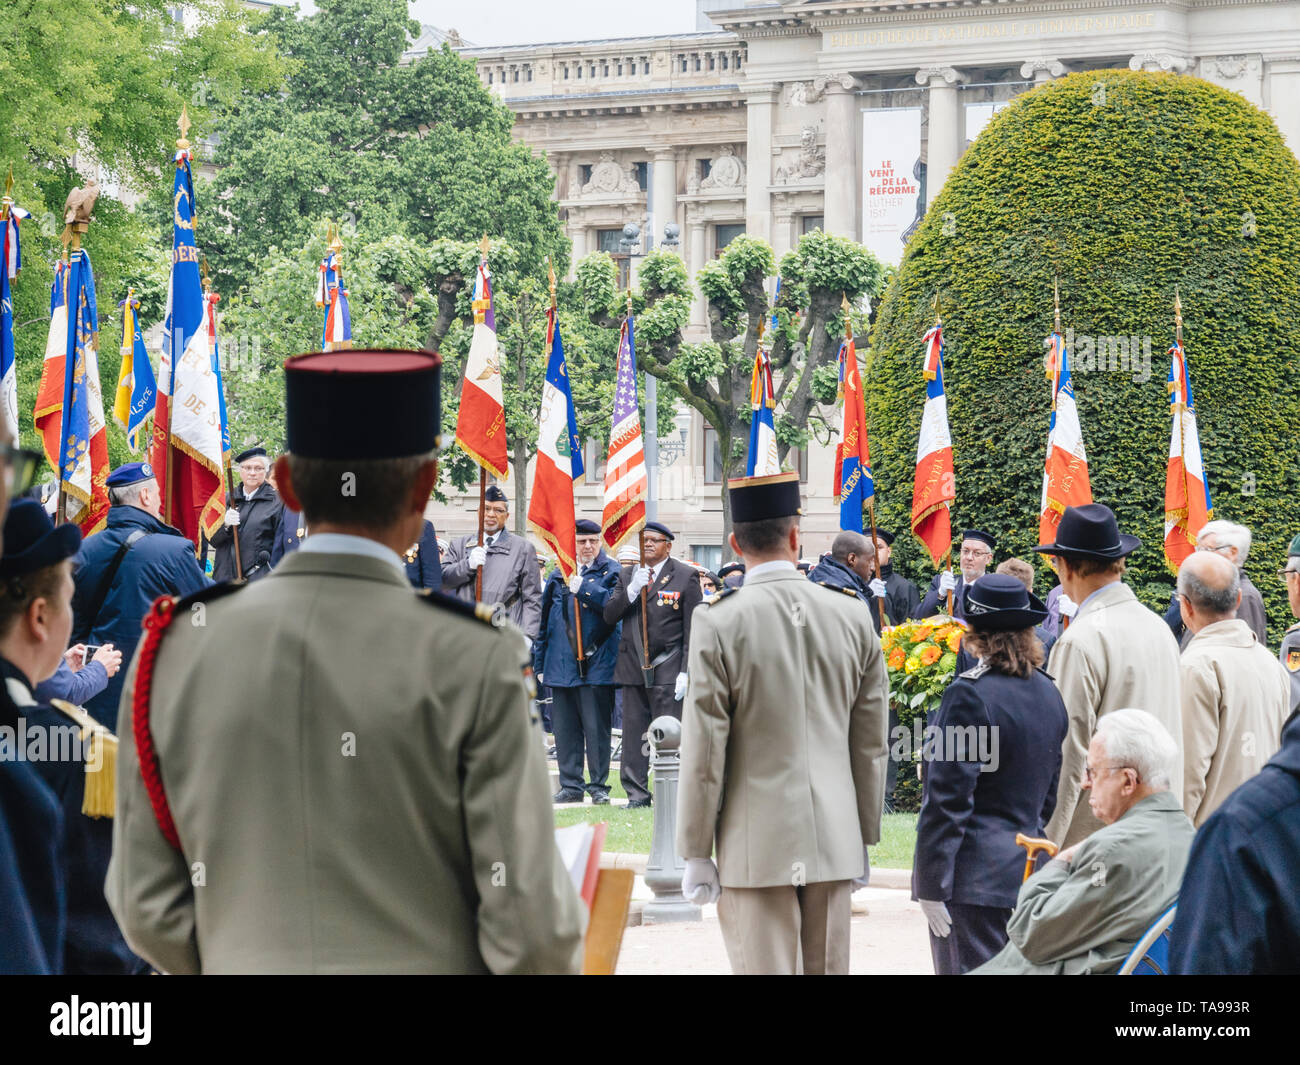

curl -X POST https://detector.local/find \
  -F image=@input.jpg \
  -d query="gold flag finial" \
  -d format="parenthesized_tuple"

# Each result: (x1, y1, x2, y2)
(1053, 276, 1061, 335)
(3, 168, 12, 203)
(625, 286, 633, 318)
(841, 293, 853, 340)
(1174, 286, 1183, 344)
(200, 256, 211, 292)
(479, 234, 490, 259)
(932, 291, 942, 323)
(328, 221, 343, 256)
(177, 104, 192, 152)
(548, 256, 557, 309)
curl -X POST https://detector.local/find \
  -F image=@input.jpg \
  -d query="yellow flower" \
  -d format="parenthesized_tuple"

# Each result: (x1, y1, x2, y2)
(904, 656, 921, 674)
(920, 644, 941, 666)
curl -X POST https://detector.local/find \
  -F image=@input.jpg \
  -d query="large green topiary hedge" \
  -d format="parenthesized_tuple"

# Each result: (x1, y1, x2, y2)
(866, 70, 1300, 643)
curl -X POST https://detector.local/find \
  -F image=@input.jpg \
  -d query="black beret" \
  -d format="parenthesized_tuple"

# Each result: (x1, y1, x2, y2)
(875, 529, 896, 546)
(645, 521, 674, 540)
(484, 485, 508, 503)
(728, 472, 802, 524)
(961, 529, 996, 551)
(717, 561, 746, 578)
(284, 350, 441, 459)
(575, 518, 601, 535)
(235, 446, 268, 464)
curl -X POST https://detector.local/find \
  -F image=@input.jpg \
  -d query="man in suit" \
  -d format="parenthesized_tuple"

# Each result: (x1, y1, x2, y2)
(106, 349, 584, 974)
(974, 709, 1193, 975)
(534, 519, 623, 804)
(1034, 503, 1182, 847)
(442, 485, 543, 641)
(677, 473, 889, 975)
(875, 529, 920, 623)
(1160, 519, 1269, 646)
(209, 447, 284, 582)
(920, 529, 995, 621)
(1177, 551, 1291, 826)
(602, 520, 701, 809)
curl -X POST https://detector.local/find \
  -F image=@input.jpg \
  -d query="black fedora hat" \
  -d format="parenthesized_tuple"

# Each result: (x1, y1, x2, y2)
(962, 573, 1049, 632)
(0, 499, 82, 579)
(1033, 503, 1140, 560)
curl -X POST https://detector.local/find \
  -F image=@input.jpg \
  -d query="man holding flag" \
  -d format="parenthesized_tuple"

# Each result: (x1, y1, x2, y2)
(529, 280, 623, 804)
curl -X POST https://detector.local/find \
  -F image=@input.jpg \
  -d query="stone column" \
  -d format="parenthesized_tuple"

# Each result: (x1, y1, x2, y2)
(569, 224, 588, 275)
(1020, 58, 1067, 85)
(916, 66, 965, 210)
(772, 211, 796, 258)
(818, 73, 860, 240)
(1266, 59, 1300, 159)
(651, 149, 678, 250)
(745, 87, 776, 243)
(688, 217, 708, 328)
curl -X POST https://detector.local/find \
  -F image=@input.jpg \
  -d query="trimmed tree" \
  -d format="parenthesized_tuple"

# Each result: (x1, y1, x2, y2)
(866, 70, 1300, 641)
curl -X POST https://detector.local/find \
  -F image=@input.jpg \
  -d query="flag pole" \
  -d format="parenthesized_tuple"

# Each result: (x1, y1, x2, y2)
(551, 258, 586, 676)
(1053, 277, 1071, 632)
(57, 182, 90, 525)
(473, 233, 492, 602)
(842, 294, 887, 629)
(629, 286, 652, 684)
(205, 261, 242, 580)
(929, 292, 953, 618)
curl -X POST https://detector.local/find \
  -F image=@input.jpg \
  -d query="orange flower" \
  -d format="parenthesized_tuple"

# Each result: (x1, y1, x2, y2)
(888, 648, 906, 670)
(946, 630, 963, 653)
(914, 626, 933, 642)
(920, 644, 941, 666)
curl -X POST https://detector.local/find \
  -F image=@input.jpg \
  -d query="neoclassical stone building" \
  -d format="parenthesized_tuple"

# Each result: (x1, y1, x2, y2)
(429, 1, 1300, 567)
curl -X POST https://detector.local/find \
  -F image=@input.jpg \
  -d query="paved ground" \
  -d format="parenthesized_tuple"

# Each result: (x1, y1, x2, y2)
(615, 885, 933, 975)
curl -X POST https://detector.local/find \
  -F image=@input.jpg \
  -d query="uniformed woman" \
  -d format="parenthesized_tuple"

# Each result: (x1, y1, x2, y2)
(911, 573, 1069, 975)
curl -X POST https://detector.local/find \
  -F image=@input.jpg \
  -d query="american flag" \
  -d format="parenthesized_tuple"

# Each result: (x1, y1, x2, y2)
(601, 315, 647, 552)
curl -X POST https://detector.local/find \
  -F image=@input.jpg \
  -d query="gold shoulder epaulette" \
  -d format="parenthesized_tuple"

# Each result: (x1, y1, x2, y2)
(704, 586, 740, 606)
(48, 699, 117, 819)
(418, 588, 506, 628)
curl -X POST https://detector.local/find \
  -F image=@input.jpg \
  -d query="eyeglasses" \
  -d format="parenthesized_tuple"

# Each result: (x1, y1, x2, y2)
(960, 547, 990, 558)
(1280, 566, 1300, 583)
(0, 442, 43, 497)
(1084, 763, 1136, 784)
(643, 536, 669, 546)
(484, 504, 509, 515)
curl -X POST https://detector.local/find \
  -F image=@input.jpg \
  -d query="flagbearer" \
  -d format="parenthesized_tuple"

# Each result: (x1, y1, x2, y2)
(209, 447, 284, 582)
(534, 519, 623, 804)
(876, 530, 921, 622)
(442, 485, 542, 640)
(920, 529, 996, 621)
(603, 521, 702, 809)
(678, 473, 889, 975)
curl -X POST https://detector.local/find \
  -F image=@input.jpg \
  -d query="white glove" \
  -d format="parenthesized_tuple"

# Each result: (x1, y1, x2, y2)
(1058, 592, 1079, 619)
(682, 858, 720, 906)
(468, 545, 487, 569)
(568, 574, 583, 594)
(627, 565, 651, 598)
(536, 673, 544, 687)
(918, 899, 952, 938)
(868, 578, 887, 598)
(223, 508, 241, 527)
(674, 672, 688, 701)
(938, 570, 957, 594)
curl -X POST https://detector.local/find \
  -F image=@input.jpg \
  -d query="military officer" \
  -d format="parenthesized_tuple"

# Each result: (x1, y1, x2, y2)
(209, 446, 285, 582)
(402, 518, 443, 591)
(920, 529, 996, 621)
(441, 485, 543, 640)
(875, 529, 921, 623)
(677, 473, 889, 975)
(1282, 533, 1300, 719)
(602, 520, 702, 808)
(534, 518, 623, 804)
(0, 499, 144, 973)
(106, 349, 585, 974)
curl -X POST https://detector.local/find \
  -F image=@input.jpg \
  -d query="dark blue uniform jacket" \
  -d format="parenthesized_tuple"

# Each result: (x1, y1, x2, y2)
(912, 663, 1069, 909)
(71, 506, 210, 725)
(533, 553, 623, 688)
(1169, 711, 1300, 974)
(404, 519, 443, 591)
(807, 554, 886, 632)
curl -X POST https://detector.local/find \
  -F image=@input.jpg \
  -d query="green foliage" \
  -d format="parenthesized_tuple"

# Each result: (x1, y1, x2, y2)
(866, 71, 1300, 642)
(204, 0, 565, 295)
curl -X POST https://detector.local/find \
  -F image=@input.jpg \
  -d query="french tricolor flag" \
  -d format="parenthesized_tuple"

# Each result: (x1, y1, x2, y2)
(1164, 338, 1212, 569)
(1039, 331, 1092, 547)
(911, 319, 955, 567)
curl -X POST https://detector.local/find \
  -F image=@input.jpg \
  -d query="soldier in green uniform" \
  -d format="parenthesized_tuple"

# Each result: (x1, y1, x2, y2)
(1282, 532, 1300, 719)
(107, 349, 585, 974)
